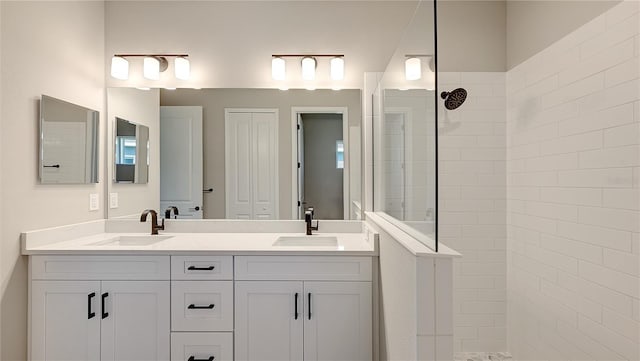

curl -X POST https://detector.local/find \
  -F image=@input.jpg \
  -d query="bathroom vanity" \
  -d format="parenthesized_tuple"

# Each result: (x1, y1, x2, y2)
(22, 220, 377, 361)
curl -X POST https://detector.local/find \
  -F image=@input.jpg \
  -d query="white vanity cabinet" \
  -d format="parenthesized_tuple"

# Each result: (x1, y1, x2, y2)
(28, 254, 374, 361)
(234, 256, 373, 361)
(29, 256, 171, 361)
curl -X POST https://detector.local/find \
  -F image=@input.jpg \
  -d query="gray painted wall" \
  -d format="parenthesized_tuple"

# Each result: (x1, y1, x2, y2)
(438, 1, 507, 72)
(160, 89, 361, 219)
(436, 1, 621, 71)
(506, 0, 621, 69)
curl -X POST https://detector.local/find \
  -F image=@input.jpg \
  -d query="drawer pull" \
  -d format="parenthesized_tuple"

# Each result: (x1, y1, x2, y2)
(187, 265, 215, 271)
(188, 357, 214, 361)
(101, 293, 109, 319)
(87, 292, 96, 319)
(187, 303, 215, 310)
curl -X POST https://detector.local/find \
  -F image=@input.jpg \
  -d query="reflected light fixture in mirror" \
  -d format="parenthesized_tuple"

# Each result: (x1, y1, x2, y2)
(111, 56, 129, 80)
(301, 56, 316, 80)
(272, 57, 286, 80)
(405, 57, 421, 80)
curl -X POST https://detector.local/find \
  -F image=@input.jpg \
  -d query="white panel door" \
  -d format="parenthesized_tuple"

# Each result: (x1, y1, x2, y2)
(303, 282, 372, 361)
(31, 281, 101, 361)
(225, 110, 278, 219)
(251, 112, 278, 219)
(235, 281, 303, 361)
(100, 281, 170, 361)
(160, 106, 203, 219)
(225, 112, 253, 219)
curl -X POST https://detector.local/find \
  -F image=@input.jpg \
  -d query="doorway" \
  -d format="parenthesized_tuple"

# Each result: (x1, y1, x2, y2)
(292, 107, 349, 220)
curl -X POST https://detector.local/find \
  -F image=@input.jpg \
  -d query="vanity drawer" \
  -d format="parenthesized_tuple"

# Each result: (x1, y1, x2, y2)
(171, 256, 233, 280)
(30, 255, 170, 280)
(234, 256, 372, 281)
(171, 332, 233, 361)
(171, 281, 233, 331)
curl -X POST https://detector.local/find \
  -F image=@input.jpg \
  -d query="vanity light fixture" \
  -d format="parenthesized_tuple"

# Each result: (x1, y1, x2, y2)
(143, 57, 161, 80)
(110, 54, 190, 81)
(174, 56, 190, 80)
(110, 56, 129, 80)
(271, 54, 344, 85)
(330, 57, 345, 80)
(301, 57, 317, 81)
(272, 57, 286, 81)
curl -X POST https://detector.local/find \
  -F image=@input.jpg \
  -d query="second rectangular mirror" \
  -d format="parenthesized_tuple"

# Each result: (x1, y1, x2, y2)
(114, 117, 149, 184)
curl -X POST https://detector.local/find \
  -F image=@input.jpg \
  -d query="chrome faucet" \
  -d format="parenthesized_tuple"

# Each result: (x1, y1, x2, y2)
(164, 206, 179, 219)
(305, 207, 319, 235)
(140, 209, 165, 235)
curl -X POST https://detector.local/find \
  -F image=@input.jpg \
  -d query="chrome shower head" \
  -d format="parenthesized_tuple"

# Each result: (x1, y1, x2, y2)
(440, 88, 467, 110)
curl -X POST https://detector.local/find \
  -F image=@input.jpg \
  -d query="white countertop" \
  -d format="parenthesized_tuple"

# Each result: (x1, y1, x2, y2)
(23, 232, 376, 255)
(21, 220, 377, 256)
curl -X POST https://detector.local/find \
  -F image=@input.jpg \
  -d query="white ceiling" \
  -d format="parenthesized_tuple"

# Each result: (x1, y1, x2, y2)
(105, 1, 420, 89)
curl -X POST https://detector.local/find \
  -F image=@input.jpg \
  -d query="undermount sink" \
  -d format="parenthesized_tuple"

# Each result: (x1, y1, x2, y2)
(273, 236, 338, 247)
(90, 235, 173, 246)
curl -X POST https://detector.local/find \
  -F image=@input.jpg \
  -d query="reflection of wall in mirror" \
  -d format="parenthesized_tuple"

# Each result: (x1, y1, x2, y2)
(107, 88, 160, 219)
(381, 89, 436, 226)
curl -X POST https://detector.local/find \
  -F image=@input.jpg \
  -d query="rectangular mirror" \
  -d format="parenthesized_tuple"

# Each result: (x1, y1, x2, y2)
(106, 88, 362, 220)
(39, 95, 99, 184)
(114, 117, 149, 184)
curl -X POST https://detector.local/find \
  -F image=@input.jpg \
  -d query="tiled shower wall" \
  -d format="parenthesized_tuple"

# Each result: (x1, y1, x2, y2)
(506, 1, 640, 359)
(439, 72, 507, 352)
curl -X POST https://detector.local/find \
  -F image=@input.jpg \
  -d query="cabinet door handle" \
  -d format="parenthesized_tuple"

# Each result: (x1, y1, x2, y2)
(187, 265, 215, 271)
(188, 356, 214, 361)
(101, 293, 109, 319)
(294, 293, 299, 320)
(87, 292, 96, 319)
(188, 304, 215, 310)
(308, 293, 312, 320)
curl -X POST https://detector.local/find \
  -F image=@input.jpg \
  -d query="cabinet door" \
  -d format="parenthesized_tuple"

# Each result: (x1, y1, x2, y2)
(100, 281, 170, 361)
(31, 280, 101, 361)
(303, 282, 372, 361)
(235, 281, 303, 361)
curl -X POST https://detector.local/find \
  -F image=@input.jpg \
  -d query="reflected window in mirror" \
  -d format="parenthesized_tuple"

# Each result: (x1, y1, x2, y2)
(114, 117, 150, 184)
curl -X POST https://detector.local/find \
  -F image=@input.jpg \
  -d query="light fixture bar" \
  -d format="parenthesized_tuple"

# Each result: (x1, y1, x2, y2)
(114, 54, 189, 58)
(272, 54, 344, 58)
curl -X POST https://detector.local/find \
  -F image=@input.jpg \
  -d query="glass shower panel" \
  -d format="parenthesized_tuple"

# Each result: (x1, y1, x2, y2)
(373, 0, 438, 251)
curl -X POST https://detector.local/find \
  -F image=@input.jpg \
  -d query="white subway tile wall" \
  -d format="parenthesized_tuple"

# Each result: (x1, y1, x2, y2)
(506, 1, 640, 360)
(439, 72, 507, 352)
